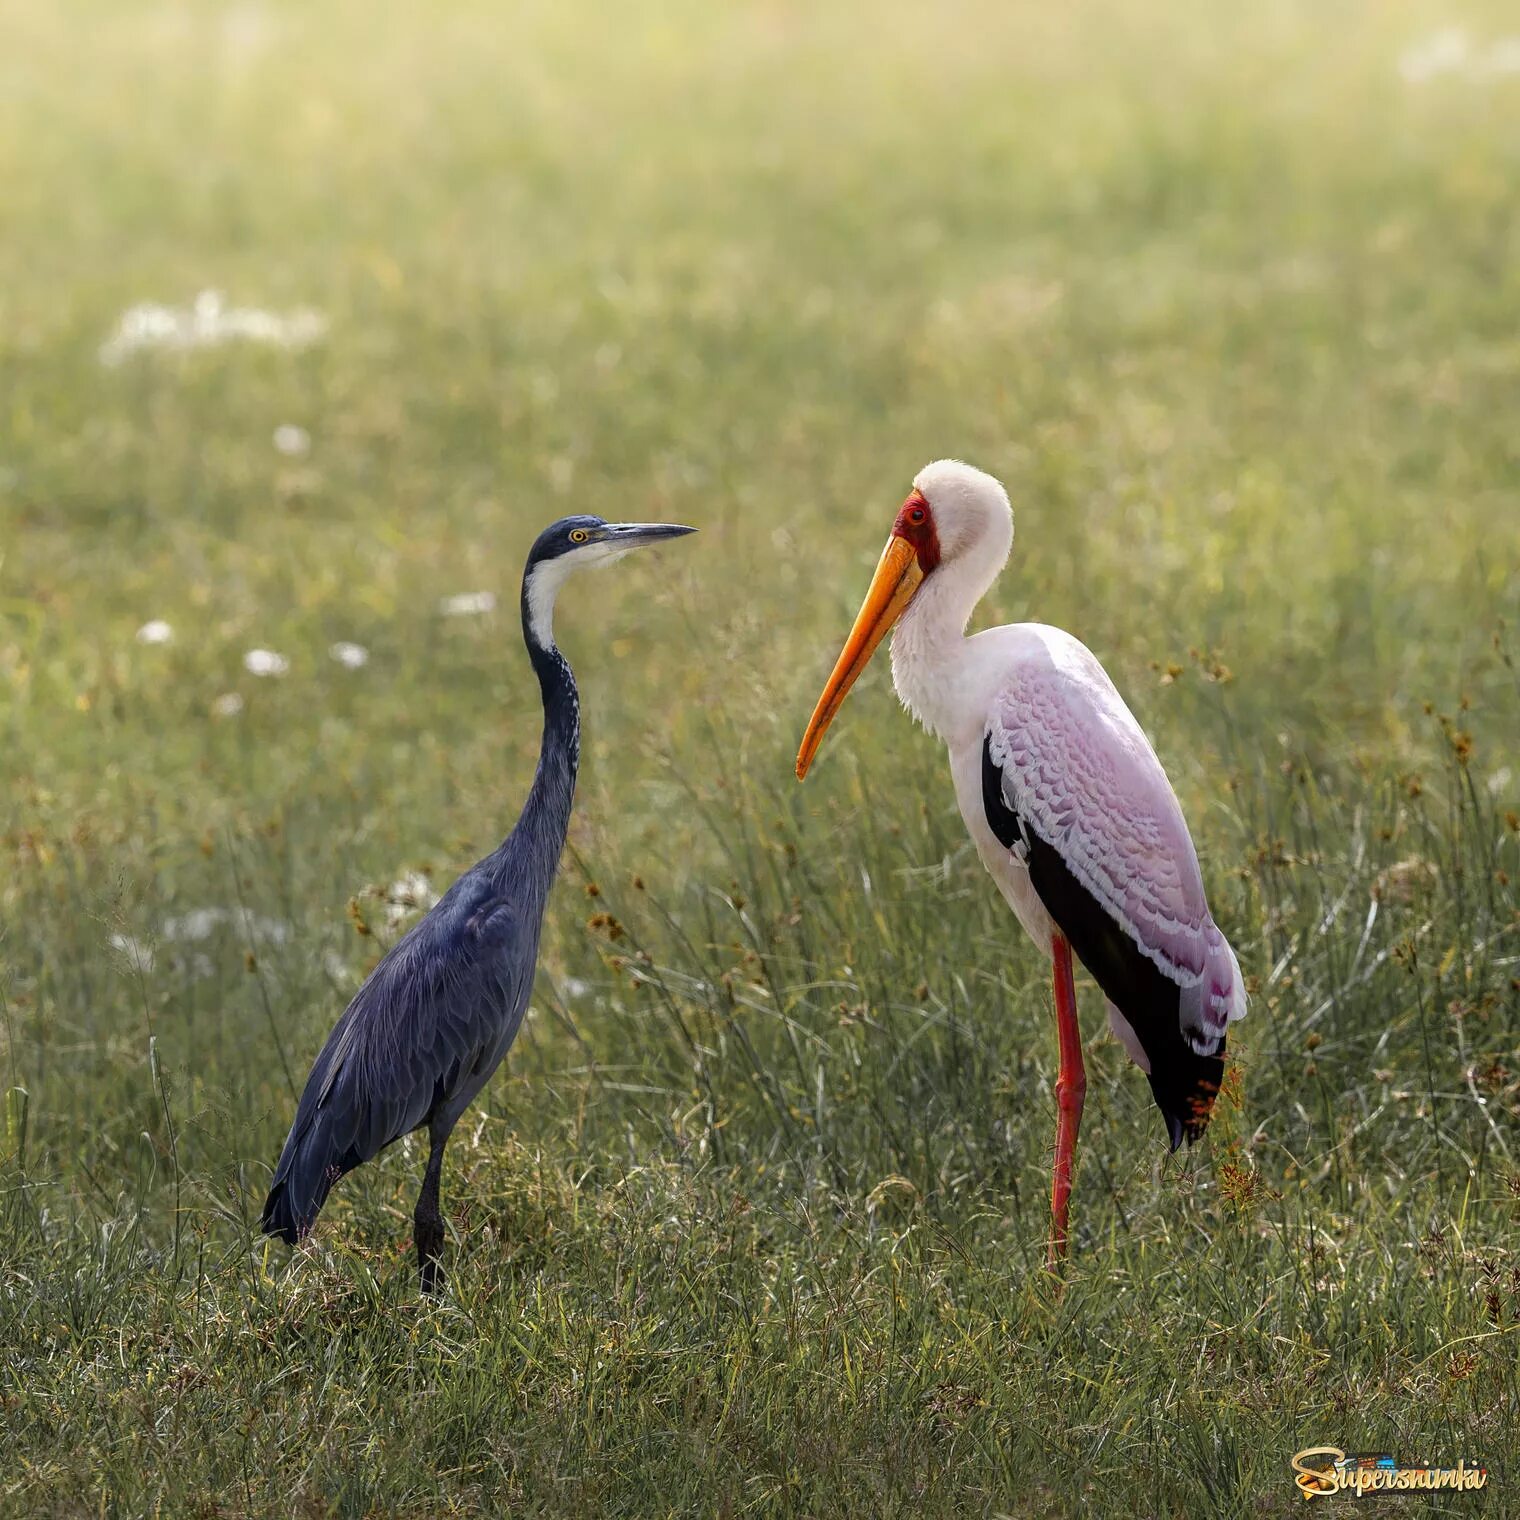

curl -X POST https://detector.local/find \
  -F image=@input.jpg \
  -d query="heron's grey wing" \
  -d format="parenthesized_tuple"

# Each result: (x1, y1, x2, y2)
(281, 876, 533, 1175)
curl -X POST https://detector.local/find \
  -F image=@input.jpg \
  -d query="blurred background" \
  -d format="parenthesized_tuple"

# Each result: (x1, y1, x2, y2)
(1, 2, 1517, 1514)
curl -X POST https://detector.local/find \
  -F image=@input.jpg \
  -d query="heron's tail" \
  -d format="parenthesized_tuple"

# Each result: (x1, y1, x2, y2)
(260, 1106, 353, 1246)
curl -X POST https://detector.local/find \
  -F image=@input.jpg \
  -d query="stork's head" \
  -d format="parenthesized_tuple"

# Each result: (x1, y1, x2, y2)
(904, 460, 1013, 566)
(795, 460, 1012, 779)
(523, 514, 695, 648)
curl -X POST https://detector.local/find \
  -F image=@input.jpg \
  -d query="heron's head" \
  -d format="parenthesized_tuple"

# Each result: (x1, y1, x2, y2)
(523, 514, 695, 647)
(795, 460, 1012, 779)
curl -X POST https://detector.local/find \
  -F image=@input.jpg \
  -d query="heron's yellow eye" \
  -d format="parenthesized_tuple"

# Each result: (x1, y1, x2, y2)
(569, 529, 589, 544)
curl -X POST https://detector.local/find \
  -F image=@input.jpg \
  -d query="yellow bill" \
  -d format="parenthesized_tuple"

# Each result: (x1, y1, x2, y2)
(796, 535, 924, 779)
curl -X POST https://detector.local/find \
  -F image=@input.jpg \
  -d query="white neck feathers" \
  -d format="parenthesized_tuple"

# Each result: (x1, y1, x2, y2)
(889, 519, 1011, 740)
(525, 558, 573, 649)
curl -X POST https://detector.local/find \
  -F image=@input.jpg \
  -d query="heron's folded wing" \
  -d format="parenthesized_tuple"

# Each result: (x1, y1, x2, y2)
(289, 877, 531, 1169)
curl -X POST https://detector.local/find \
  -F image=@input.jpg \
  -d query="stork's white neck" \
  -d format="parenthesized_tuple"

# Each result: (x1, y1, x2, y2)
(889, 537, 1009, 741)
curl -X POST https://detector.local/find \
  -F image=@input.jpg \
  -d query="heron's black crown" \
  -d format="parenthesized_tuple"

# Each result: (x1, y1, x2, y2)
(526, 516, 609, 567)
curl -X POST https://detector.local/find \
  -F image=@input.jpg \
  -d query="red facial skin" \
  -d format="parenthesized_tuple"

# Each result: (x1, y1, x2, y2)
(891, 488, 941, 574)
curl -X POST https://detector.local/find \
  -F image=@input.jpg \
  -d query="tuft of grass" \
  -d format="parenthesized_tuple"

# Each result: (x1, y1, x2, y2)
(2, 1, 1518, 1515)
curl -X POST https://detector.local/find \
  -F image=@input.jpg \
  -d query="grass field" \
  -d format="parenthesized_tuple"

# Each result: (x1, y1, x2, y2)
(3, 1, 1519, 1514)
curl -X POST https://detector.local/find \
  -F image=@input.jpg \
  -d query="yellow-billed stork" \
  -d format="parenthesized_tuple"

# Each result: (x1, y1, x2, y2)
(796, 460, 1247, 1267)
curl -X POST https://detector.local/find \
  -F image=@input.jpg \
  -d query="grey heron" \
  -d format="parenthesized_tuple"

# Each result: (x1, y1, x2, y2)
(261, 514, 695, 1291)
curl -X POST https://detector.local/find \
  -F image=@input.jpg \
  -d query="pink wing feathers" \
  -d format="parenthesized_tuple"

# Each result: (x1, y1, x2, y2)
(984, 627, 1245, 1055)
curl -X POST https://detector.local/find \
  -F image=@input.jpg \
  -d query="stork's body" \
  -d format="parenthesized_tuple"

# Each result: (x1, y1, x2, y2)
(261, 514, 693, 1291)
(797, 461, 1246, 1267)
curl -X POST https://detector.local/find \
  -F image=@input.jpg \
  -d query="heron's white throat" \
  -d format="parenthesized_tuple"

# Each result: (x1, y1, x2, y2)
(525, 540, 633, 648)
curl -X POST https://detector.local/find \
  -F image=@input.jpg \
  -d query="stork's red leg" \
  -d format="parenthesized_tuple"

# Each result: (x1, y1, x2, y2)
(1048, 932, 1086, 1271)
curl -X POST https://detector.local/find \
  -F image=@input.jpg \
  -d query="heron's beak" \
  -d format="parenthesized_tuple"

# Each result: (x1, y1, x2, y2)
(604, 522, 698, 547)
(796, 535, 923, 780)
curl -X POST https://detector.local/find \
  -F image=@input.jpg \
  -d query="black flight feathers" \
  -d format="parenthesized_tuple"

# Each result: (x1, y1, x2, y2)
(980, 734, 1223, 1150)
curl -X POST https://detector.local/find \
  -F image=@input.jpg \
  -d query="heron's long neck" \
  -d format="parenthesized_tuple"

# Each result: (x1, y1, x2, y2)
(890, 549, 1000, 741)
(493, 580, 581, 897)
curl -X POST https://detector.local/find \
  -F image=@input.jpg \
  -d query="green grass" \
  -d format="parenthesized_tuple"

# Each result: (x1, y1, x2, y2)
(3, 1, 1519, 1514)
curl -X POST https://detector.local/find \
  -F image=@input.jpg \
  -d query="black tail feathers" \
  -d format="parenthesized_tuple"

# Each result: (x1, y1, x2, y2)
(260, 1118, 350, 1245)
(260, 1181, 306, 1246)
(1148, 1047, 1226, 1153)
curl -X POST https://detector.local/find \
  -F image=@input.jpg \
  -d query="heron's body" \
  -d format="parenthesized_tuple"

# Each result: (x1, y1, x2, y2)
(796, 460, 1246, 1265)
(261, 515, 693, 1290)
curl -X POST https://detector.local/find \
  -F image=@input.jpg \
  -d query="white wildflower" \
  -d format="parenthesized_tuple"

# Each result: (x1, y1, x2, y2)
(243, 648, 289, 677)
(211, 692, 245, 717)
(240, 910, 291, 945)
(322, 947, 355, 986)
(1399, 28, 1471, 82)
(1399, 29, 1520, 82)
(136, 619, 173, 645)
(109, 933, 155, 973)
(273, 423, 311, 456)
(161, 906, 290, 945)
(386, 871, 439, 929)
(99, 289, 327, 365)
(184, 953, 216, 982)
(161, 908, 227, 943)
(440, 591, 496, 617)
(1481, 37, 1520, 75)
(329, 640, 369, 669)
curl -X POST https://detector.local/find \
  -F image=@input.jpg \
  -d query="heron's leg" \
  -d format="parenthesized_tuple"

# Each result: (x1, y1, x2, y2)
(1047, 932, 1086, 1272)
(415, 1120, 449, 1295)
